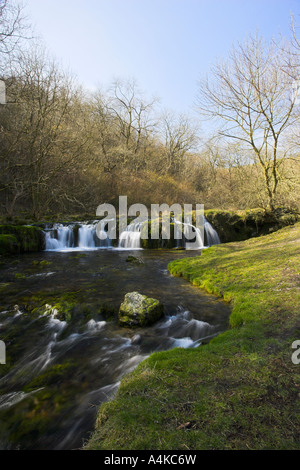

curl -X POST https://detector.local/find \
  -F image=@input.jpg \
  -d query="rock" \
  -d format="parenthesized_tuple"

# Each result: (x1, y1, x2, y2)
(0, 225, 45, 254)
(118, 292, 164, 328)
(126, 255, 144, 264)
(131, 334, 142, 344)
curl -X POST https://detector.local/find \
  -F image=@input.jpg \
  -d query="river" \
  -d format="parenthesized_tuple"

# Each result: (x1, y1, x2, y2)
(0, 247, 230, 449)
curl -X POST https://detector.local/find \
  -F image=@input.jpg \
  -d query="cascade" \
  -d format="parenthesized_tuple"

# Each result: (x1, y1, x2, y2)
(44, 218, 220, 251)
(45, 221, 113, 251)
(45, 225, 74, 250)
(174, 217, 220, 249)
(204, 219, 221, 246)
(118, 221, 144, 249)
(174, 220, 204, 250)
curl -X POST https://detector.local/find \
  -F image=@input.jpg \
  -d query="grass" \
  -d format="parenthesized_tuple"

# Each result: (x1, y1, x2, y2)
(85, 223, 300, 450)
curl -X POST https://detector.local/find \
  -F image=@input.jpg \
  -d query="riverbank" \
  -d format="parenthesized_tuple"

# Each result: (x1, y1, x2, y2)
(86, 222, 300, 450)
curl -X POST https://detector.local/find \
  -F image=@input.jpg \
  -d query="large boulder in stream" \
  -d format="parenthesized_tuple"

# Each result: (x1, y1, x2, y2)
(118, 292, 164, 328)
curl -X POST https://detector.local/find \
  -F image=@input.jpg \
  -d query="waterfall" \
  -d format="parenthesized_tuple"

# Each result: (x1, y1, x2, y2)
(174, 220, 204, 250)
(118, 222, 143, 249)
(45, 225, 74, 250)
(186, 224, 204, 250)
(174, 217, 220, 249)
(45, 221, 113, 251)
(44, 218, 220, 251)
(204, 220, 221, 246)
(78, 225, 100, 249)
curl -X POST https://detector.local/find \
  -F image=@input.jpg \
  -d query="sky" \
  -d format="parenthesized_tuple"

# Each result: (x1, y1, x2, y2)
(25, 0, 300, 117)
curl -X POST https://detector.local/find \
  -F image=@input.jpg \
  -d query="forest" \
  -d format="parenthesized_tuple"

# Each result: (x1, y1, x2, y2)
(0, 1, 299, 222)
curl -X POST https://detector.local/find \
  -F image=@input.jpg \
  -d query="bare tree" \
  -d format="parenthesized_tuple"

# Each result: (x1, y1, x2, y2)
(108, 78, 158, 162)
(0, 0, 28, 55)
(197, 34, 300, 211)
(159, 110, 199, 176)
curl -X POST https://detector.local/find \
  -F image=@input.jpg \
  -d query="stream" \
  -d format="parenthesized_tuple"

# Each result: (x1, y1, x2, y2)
(0, 248, 230, 450)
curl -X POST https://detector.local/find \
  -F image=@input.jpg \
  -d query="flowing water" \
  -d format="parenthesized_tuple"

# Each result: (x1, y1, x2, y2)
(44, 217, 220, 251)
(118, 221, 144, 249)
(0, 245, 230, 450)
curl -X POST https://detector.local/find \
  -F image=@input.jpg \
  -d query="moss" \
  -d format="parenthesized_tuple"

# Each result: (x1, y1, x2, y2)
(14, 273, 26, 280)
(23, 363, 77, 393)
(21, 290, 118, 326)
(118, 292, 164, 328)
(141, 221, 178, 249)
(0, 234, 20, 255)
(0, 282, 10, 291)
(0, 369, 78, 448)
(204, 207, 299, 243)
(126, 255, 144, 264)
(0, 225, 45, 254)
(40, 260, 51, 267)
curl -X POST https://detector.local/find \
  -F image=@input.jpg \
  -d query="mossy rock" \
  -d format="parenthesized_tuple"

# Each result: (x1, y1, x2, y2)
(14, 273, 26, 280)
(23, 290, 118, 327)
(204, 208, 300, 243)
(126, 255, 144, 264)
(140, 221, 178, 249)
(0, 225, 45, 254)
(0, 234, 20, 255)
(118, 292, 164, 328)
(23, 363, 77, 393)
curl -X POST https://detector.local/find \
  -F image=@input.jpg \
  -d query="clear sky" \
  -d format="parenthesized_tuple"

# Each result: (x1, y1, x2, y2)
(25, 0, 300, 116)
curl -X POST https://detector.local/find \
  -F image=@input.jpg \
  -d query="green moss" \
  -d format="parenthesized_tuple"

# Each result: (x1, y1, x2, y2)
(0, 225, 45, 254)
(21, 290, 118, 326)
(40, 260, 51, 267)
(204, 207, 299, 243)
(23, 363, 77, 393)
(118, 292, 164, 328)
(126, 255, 144, 264)
(0, 282, 10, 291)
(0, 234, 19, 255)
(0, 367, 78, 448)
(14, 273, 26, 280)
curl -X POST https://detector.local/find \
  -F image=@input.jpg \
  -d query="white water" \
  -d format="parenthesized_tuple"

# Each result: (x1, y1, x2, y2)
(118, 221, 145, 249)
(174, 219, 204, 250)
(174, 217, 220, 249)
(0, 245, 229, 449)
(45, 225, 74, 250)
(78, 225, 95, 249)
(45, 218, 220, 251)
(45, 221, 113, 251)
(205, 220, 221, 246)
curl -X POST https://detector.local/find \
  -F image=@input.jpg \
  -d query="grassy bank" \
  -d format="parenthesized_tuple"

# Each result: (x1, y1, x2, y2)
(86, 223, 300, 450)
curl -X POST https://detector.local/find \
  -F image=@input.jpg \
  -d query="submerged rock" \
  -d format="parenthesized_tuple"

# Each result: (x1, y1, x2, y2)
(126, 255, 144, 264)
(131, 334, 142, 344)
(118, 292, 164, 328)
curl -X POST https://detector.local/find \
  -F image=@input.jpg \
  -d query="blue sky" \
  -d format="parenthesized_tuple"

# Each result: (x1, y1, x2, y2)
(25, 0, 300, 116)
